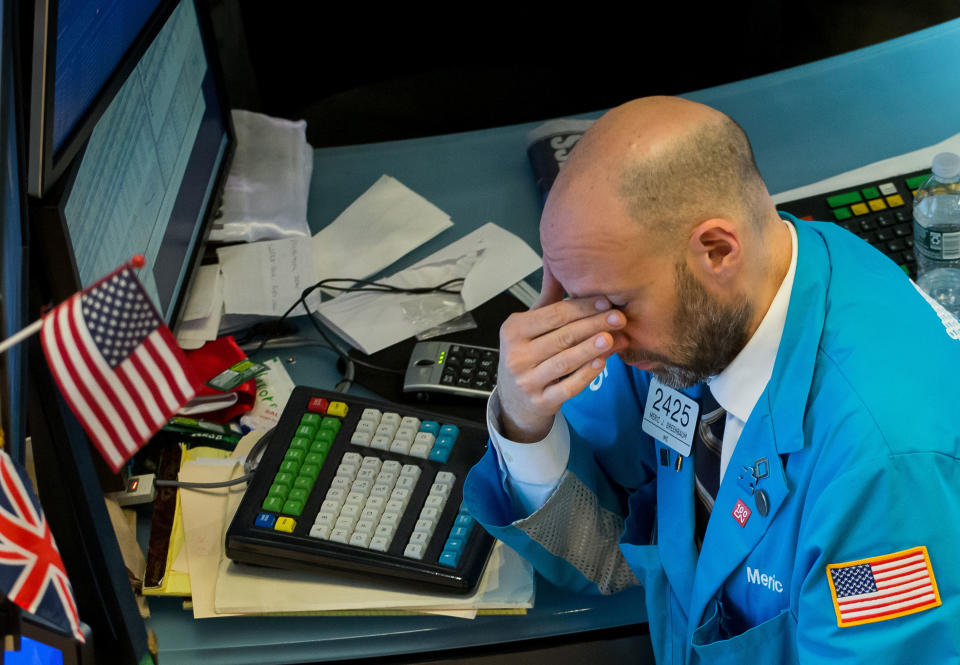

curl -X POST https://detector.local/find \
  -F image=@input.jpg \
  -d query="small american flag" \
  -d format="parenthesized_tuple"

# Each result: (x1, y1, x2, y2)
(39, 261, 198, 472)
(827, 546, 941, 627)
(0, 449, 83, 641)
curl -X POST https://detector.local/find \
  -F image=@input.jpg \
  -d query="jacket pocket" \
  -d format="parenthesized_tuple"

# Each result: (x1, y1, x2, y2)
(691, 602, 798, 665)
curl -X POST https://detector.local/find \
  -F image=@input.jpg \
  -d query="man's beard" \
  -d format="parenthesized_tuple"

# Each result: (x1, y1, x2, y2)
(621, 261, 753, 389)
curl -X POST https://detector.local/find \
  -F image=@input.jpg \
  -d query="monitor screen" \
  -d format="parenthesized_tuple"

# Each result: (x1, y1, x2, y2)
(0, 0, 27, 463)
(31, 0, 233, 325)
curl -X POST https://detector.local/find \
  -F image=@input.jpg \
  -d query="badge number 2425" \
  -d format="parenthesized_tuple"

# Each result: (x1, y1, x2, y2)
(641, 377, 699, 456)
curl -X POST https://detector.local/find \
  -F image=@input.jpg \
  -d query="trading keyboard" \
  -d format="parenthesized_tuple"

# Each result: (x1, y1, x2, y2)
(225, 387, 495, 592)
(777, 168, 929, 278)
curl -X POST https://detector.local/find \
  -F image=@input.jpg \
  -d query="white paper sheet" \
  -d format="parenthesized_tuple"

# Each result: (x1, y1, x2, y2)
(313, 223, 542, 355)
(218, 237, 316, 318)
(311, 175, 453, 287)
(772, 131, 960, 203)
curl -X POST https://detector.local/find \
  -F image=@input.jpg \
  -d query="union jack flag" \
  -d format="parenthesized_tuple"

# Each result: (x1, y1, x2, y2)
(40, 259, 198, 472)
(0, 449, 83, 641)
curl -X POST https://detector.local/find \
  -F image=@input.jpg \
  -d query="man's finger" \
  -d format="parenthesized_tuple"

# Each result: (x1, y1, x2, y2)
(527, 331, 615, 386)
(540, 356, 608, 408)
(533, 261, 565, 309)
(505, 296, 616, 342)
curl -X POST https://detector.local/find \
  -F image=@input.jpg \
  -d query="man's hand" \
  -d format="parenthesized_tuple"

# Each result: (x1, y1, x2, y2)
(497, 263, 626, 442)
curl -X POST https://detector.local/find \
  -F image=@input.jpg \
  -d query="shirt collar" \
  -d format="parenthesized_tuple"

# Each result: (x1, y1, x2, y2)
(708, 218, 798, 422)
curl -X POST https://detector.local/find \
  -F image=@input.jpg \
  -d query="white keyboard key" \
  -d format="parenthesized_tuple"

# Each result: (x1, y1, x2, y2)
(400, 416, 421, 431)
(375, 423, 398, 439)
(340, 503, 361, 520)
(400, 464, 421, 480)
(330, 527, 351, 543)
(336, 462, 359, 479)
(429, 482, 451, 497)
(424, 494, 445, 510)
(435, 471, 456, 486)
(345, 491, 366, 508)
(354, 518, 376, 534)
(361, 507, 383, 523)
(350, 431, 372, 447)
(879, 182, 898, 196)
(390, 487, 411, 506)
(370, 435, 391, 450)
(329, 476, 351, 492)
(370, 535, 390, 552)
(350, 531, 372, 548)
(375, 471, 398, 488)
(342, 452, 362, 466)
(413, 518, 435, 535)
(390, 438, 413, 455)
(314, 511, 337, 527)
(379, 511, 400, 527)
(381, 460, 402, 475)
(364, 495, 386, 512)
(356, 468, 377, 483)
(309, 523, 331, 540)
(385, 499, 405, 514)
(351, 479, 372, 496)
(320, 498, 343, 514)
(408, 530, 431, 547)
(381, 412, 402, 428)
(375, 523, 396, 540)
(409, 442, 431, 459)
(370, 483, 392, 499)
(361, 457, 382, 472)
(325, 487, 347, 504)
(360, 408, 382, 424)
(354, 420, 377, 436)
(396, 475, 417, 491)
(394, 427, 417, 443)
(403, 542, 425, 560)
(414, 431, 436, 448)
(419, 506, 440, 522)
(335, 515, 357, 531)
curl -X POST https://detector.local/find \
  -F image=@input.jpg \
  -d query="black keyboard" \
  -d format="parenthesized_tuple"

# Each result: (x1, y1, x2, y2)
(225, 387, 495, 593)
(777, 168, 929, 277)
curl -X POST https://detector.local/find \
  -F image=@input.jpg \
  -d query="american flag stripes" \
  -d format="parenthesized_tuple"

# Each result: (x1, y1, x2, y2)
(827, 546, 941, 627)
(39, 262, 198, 472)
(0, 449, 83, 641)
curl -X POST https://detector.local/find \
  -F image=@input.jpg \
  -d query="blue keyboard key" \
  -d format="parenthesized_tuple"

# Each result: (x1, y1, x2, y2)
(444, 537, 464, 552)
(435, 435, 455, 450)
(439, 550, 460, 567)
(451, 525, 471, 540)
(439, 424, 460, 440)
(420, 421, 440, 436)
(429, 447, 451, 463)
(255, 512, 277, 529)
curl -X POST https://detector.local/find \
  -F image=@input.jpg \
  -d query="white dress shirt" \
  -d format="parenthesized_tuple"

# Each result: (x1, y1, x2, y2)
(488, 219, 799, 516)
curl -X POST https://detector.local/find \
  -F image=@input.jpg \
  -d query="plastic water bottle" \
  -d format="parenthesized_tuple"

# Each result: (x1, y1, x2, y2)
(913, 152, 960, 317)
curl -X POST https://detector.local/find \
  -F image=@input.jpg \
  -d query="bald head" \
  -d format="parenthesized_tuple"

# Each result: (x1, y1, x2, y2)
(547, 97, 773, 253)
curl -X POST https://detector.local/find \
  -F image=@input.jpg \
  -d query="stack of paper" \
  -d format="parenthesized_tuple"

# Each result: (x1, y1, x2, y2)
(175, 265, 224, 349)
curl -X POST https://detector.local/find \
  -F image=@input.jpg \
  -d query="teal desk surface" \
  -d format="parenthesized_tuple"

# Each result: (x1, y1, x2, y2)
(146, 18, 960, 664)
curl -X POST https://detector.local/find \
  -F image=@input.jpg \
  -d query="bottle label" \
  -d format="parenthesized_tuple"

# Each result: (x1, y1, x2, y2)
(913, 224, 960, 261)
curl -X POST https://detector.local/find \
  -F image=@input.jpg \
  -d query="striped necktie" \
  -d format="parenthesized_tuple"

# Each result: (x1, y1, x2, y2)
(694, 387, 726, 551)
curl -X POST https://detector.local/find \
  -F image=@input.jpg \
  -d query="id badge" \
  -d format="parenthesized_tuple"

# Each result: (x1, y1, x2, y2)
(641, 376, 699, 456)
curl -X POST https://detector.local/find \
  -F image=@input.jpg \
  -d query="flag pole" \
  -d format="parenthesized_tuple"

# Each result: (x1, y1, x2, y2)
(0, 254, 146, 356)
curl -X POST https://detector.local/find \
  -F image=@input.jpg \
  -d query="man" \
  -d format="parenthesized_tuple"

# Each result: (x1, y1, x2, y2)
(463, 96, 960, 664)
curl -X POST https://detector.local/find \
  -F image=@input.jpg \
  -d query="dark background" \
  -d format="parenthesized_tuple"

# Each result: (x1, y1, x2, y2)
(207, 1, 960, 148)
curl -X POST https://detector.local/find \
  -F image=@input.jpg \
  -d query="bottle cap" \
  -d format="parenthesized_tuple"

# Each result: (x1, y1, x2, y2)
(931, 152, 960, 180)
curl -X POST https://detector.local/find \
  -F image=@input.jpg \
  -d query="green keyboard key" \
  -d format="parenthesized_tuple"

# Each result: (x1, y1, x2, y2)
(293, 475, 314, 491)
(826, 191, 862, 208)
(299, 463, 321, 480)
(262, 496, 284, 512)
(288, 488, 309, 503)
(273, 472, 295, 487)
(300, 413, 322, 427)
(284, 448, 306, 464)
(861, 186, 880, 199)
(320, 417, 341, 435)
(267, 483, 290, 499)
(279, 460, 300, 474)
(833, 207, 852, 221)
(906, 174, 930, 190)
(315, 429, 335, 445)
(304, 452, 325, 467)
(295, 424, 317, 439)
(289, 436, 311, 451)
(282, 498, 305, 516)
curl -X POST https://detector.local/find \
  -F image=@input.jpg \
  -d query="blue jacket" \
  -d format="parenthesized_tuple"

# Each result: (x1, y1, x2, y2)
(464, 217, 960, 664)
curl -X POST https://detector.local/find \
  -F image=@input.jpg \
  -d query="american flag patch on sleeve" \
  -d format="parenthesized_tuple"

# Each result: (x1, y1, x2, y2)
(826, 546, 941, 627)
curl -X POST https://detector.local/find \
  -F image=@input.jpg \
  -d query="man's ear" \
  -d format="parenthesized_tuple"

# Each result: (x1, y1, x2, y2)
(687, 218, 742, 284)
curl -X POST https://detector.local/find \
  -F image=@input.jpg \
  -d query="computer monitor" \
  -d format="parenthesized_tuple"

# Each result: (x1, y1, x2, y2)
(29, 0, 234, 327)
(0, 0, 27, 466)
(26, 0, 168, 198)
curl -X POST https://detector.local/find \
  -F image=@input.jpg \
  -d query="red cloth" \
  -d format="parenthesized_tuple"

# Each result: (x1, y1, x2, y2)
(182, 336, 256, 424)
